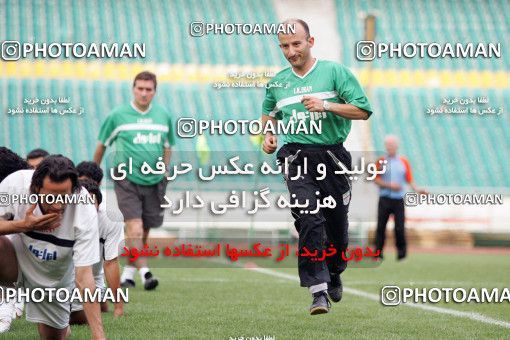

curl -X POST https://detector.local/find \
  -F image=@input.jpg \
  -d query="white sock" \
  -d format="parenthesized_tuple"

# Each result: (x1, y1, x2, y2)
(139, 267, 150, 283)
(309, 283, 328, 295)
(121, 265, 136, 282)
(13, 299, 24, 318)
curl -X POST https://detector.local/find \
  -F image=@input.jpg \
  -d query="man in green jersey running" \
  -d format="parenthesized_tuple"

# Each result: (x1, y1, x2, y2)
(93, 71, 175, 291)
(261, 19, 373, 315)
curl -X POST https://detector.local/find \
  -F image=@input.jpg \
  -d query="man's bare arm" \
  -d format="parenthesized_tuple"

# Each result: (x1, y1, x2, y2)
(0, 204, 59, 236)
(374, 177, 402, 191)
(103, 258, 123, 317)
(261, 115, 277, 136)
(0, 219, 30, 235)
(261, 115, 278, 154)
(301, 96, 369, 120)
(163, 147, 172, 172)
(75, 265, 105, 340)
(328, 103, 369, 120)
(409, 182, 427, 194)
(93, 143, 106, 165)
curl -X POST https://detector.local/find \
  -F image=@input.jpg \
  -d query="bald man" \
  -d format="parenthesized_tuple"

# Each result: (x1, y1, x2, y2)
(374, 135, 426, 260)
(261, 19, 372, 314)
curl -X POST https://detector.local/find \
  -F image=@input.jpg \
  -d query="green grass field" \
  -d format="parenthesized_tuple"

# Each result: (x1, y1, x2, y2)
(3, 252, 510, 339)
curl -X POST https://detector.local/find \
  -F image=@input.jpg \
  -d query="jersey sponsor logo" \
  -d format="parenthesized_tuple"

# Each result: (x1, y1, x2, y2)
(293, 86, 312, 94)
(290, 109, 327, 122)
(133, 132, 162, 144)
(28, 244, 57, 261)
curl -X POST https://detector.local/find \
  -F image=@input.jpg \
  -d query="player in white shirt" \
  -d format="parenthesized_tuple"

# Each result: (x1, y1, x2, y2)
(0, 156, 105, 340)
(0, 147, 31, 333)
(70, 178, 124, 322)
(75, 161, 125, 316)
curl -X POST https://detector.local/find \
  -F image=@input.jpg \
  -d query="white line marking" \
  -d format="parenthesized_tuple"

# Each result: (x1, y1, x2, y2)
(246, 267, 510, 329)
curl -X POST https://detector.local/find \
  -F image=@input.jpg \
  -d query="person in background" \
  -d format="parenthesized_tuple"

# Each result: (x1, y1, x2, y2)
(374, 135, 427, 260)
(93, 71, 175, 290)
(0, 147, 31, 183)
(74, 161, 124, 316)
(261, 19, 372, 314)
(70, 178, 124, 323)
(26, 148, 49, 169)
(0, 147, 31, 333)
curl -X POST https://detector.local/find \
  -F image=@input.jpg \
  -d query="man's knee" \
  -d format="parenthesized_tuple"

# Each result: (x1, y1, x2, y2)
(100, 302, 109, 313)
(69, 310, 88, 325)
(125, 219, 143, 238)
(297, 213, 326, 228)
(37, 323, 70, 340)
(296, 214, 326, 237)
(0, 236, 14, 251)
(0, 236, 18, 285)
(394, 220, 405, 232)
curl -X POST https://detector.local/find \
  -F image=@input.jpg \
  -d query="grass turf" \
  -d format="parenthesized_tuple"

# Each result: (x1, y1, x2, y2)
(3, 252, 509, 339)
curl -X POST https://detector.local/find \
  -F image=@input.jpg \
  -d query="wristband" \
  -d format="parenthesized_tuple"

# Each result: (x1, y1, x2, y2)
(323, 100, 331, 111)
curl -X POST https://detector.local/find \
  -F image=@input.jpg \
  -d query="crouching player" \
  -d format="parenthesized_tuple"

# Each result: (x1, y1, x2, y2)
(70, 178, 124, 323)
(0, 156, 104, 340)
(0, 147, 31, 333)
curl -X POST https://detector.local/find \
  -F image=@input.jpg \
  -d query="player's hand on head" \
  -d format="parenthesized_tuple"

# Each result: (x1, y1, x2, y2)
(262, 135, 278, 154)
(301, 95, 325, 112)
(23, 204, 60, 231)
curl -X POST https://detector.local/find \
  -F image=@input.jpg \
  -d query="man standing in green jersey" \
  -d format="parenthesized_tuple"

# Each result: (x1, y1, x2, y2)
(93, 71, 175, 291)
(261, 19, 372, 315)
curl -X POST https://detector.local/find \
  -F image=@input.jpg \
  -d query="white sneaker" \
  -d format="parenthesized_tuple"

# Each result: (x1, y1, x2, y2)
(0, 298, 15, 333)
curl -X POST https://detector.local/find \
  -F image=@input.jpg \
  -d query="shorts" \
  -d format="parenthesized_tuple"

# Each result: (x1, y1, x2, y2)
(16, 270, 71, 330)
(113, 178, 167, 229)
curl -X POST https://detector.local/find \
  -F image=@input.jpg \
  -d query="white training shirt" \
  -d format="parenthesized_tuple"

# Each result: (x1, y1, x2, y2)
(0, 170, 100, 289)
(92, 199, 124, 286)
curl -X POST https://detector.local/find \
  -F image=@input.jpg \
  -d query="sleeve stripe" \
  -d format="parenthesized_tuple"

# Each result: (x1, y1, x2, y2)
(268, 108, 280, 117)
(275, 91, 338, 110)
(400, 156, 413, 183)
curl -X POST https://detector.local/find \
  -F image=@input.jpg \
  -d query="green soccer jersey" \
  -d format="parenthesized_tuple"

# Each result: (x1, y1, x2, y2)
(98, 102, 175, 185)
(262, 59, 372, 145)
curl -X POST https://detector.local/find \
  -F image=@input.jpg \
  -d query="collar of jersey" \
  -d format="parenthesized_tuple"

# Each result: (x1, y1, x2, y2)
(130, 101, 152, 115)
(291, 58, 319, 79)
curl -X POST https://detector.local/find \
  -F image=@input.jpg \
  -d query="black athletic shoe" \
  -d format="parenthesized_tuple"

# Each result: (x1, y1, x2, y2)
(120, 279, 135, 288)
(309, 291, 331, 315)
(397, 249, 407, 261)
(327, 274, 343, 303)
(374, 252, 384, 262)
(143, 272, 159, 291)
